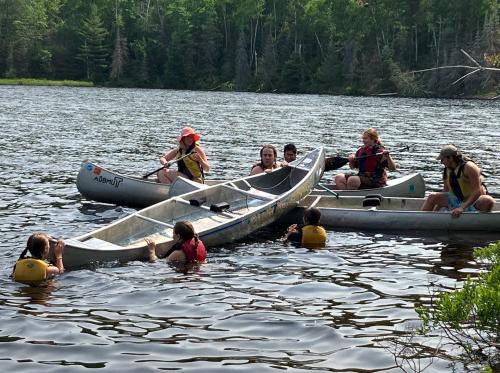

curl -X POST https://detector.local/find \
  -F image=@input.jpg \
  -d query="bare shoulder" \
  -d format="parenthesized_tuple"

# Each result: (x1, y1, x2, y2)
(250, 165, 264, 175)
(463, 161, 480, 176)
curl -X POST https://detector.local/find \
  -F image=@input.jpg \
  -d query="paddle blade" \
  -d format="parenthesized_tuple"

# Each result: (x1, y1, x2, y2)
(324, 156, 349, 171)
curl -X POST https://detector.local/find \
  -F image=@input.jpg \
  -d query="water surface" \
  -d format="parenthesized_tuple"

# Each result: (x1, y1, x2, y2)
(0, 86, 499, 372)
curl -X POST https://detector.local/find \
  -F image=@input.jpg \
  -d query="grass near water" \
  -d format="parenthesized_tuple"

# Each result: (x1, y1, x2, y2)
(0, 78, 93, 87)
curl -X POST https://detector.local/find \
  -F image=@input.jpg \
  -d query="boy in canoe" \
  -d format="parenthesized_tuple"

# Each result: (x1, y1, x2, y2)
(12, 233, 65, 286)
(285, 207, 327, 248)
(421, 145, 495, 217)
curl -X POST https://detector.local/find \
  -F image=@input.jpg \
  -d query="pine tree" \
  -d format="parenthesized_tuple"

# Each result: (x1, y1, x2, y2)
(77, 4, 109, 82)
(235, 28, 250, 90)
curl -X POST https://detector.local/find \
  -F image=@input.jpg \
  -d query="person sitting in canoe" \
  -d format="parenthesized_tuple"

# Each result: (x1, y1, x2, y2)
(285, 207, 327, 248)
(157, 126, 210, 184)
(146, 221, 207, 264)
(421, 145, 495, 218)
(334, 127, 396, 189)
(12, 233, 65, 286)
(283, 143, 297, 163)
(250, 144, 286, 175)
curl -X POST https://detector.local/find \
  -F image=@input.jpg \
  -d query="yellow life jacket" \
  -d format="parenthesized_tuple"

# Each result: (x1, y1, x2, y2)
(13, 258, 49, 286)
(444, 162, 473, 200)
(177, 146, 204, 183)
(301, 225, 327, 248)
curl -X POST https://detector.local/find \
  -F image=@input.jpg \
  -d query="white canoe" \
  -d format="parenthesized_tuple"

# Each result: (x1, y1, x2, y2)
(297, 195, 500, 231)
(77, 160, 425, 207)
(76, 161, 220, 207)
(311, 173, 425, 198)
(58, 148, 325, 268)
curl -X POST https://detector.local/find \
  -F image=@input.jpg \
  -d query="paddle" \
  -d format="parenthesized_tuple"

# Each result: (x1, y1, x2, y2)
(142, 151, 195, 179)
(324, 145, 410, 171)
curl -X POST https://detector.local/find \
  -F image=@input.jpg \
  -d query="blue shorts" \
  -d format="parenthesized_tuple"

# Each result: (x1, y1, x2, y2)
(446, 193, 476, 212)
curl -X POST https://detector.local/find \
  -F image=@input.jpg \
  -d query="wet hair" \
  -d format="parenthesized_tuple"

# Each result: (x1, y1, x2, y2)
(363, 128, 384, 146)
(284, 143, 297, 154)
(304, 207, 321, 225)
(173, 221, 196, 241)
(18, 233, 49, 260)
(260, 144, 278, 159)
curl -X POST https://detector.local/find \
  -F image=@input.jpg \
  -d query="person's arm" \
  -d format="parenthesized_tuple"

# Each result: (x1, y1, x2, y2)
(451, 163, 482, 217)
(381, 151, 396, 171)
(250, 165, 263, 175)
(145, 238, 158, 262)
(47, 240, 65, 277)
(348, 150, 359, 169)
(160, 148, 178, 166)
(192, 146, 210, 172)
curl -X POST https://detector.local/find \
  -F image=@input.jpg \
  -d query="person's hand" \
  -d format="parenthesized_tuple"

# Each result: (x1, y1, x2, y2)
(451, 206, 464, 218)
(381, 150, 389, 160)
(145, 238, 158, 261)
(287, 224, 298, 233)
(281, 161, 289, 168)
(190, 152, 199, 162)
(54, 239, 65, 258)
(348, 154, 355, 162)
(264, 168, 273, 174)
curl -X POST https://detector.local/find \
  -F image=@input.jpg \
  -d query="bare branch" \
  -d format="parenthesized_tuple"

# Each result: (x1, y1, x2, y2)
(460, 49, 482, 68)
(450, 68, 481, 86)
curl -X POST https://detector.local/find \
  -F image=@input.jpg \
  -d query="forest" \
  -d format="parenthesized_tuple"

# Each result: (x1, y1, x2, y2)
(0, 0, 499, 97)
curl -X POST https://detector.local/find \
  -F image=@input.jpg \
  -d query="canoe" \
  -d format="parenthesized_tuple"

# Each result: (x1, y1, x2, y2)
(77, 161, 425, 208)
(311, 173, 426, 198)
(76, 161, 220, 208)
(297, 195, 500, 231)
(59, 147, 325, 268)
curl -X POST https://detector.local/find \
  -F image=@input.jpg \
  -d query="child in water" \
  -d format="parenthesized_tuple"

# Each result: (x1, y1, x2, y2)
(285, 207, 327, 248)
(12, 233, 65, 286)
(146, 221, 207, 264)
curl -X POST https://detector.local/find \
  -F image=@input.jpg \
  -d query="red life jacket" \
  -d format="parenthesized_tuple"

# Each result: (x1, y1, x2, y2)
(355, 145, 387, 179)
(181, 237, 207, 263)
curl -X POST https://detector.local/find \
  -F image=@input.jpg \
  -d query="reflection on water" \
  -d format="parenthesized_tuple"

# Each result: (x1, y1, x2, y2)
(0, 86, 499, 372)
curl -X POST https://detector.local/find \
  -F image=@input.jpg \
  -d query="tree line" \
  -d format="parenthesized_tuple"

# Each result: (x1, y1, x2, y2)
(0, 0, 498, 96)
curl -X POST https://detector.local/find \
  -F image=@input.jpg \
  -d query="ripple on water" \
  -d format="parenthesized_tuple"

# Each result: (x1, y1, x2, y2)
(1, 87, 499, 372)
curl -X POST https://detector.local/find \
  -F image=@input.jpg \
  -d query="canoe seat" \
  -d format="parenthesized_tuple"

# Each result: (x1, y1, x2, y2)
(362, 197, 381, 207)
(210, 202, 230, 212)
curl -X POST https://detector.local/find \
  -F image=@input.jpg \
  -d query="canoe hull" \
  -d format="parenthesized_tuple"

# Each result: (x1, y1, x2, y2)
(312, 173, 426, 198)
(298, 195, 500, 232)
(76, 162, 171, 207)
(62, 148, 325, 268)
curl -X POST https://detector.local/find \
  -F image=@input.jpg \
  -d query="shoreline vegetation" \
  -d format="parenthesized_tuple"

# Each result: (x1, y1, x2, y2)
(0, 1, 498, 99)
(2, 78, 497, 100)
(0, 79, 93, 87)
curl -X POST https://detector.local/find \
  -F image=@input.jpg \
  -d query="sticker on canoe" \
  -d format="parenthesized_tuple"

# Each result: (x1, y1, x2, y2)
(409, 184, 415, 192)
(93, 166, 102, 176)
(93, 175, 124, 188)
(85, 163, 93, 172)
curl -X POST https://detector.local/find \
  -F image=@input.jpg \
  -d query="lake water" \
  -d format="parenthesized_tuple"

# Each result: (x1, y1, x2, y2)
(0, 86, 499, 372)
